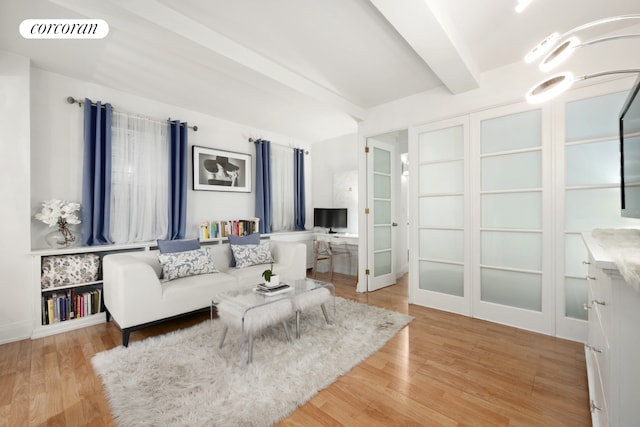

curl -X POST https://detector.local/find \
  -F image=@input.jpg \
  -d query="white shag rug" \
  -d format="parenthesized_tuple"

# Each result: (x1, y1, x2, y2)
(92, 297, 413, 427)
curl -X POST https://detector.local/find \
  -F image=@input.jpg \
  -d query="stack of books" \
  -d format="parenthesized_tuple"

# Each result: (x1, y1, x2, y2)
(255, 283, 292, 296)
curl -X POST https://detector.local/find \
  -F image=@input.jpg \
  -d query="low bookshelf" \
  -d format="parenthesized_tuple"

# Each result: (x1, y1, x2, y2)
(30, 242, 154, 339)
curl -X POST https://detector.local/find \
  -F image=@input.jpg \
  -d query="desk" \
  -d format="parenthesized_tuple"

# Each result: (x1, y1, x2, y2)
(313, 233, 358, 277)
(314, 233, 358, 246)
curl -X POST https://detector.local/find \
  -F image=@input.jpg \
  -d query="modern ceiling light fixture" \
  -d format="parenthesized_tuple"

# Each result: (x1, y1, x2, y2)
(539, 34, 640, 72)
(515, 0, 534, 14)
(524, 14, 640, 64)
(526, 70, 640, 104)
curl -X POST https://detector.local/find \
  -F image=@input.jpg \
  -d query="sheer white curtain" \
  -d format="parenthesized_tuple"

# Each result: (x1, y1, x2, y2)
(110, 111, 169, 243)
(271, 144, 295, 231)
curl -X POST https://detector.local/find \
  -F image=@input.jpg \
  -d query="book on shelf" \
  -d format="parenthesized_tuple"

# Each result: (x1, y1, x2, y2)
(199, 218, 261, 239)
(41, 286, 104, 325)
(47, 297, 54, 324)
(254, 283, 292, 296)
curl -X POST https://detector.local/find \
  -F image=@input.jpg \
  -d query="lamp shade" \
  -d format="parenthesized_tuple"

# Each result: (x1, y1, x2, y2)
(526, 70, 640, 104)
(540, 34, 640, 72)
(524, 14, 640, 64)
(526, 72, 574, 104)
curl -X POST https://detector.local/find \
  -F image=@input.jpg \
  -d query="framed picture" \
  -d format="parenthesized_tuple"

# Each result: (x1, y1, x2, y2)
(193, 146, 252, 192)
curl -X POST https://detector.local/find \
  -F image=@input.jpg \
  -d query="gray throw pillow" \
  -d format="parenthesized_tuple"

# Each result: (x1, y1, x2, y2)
(157, 238, 200, 254)
(227, 233, 260, 266)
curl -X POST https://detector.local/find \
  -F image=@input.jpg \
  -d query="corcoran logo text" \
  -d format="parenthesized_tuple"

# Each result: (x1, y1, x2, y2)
(19, 19, 109, 39)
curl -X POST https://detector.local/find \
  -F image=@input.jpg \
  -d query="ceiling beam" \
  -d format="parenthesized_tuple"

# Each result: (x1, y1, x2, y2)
(111, 0, 367, 120)
(370, 0, 480, 94)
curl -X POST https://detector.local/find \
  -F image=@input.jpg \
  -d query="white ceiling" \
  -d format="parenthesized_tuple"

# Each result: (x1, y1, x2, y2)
(1, 0, 638, 141)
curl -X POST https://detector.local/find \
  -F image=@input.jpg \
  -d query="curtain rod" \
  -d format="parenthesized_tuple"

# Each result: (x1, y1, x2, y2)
(249, 137, 309, 154)
(66, 96, 198, 131)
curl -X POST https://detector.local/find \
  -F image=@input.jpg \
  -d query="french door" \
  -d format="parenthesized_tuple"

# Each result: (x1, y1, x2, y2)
(471, 104, 553, 335)
(410, 104, 553, 335)
(410, 116, 471, 315)
(366, 138, 396, 291)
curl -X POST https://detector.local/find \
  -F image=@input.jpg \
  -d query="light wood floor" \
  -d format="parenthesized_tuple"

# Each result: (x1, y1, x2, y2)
(0, 273, 590, 426)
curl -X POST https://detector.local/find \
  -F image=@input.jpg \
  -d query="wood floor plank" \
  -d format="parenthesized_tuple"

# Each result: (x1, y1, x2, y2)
(0, 272, 590, 426)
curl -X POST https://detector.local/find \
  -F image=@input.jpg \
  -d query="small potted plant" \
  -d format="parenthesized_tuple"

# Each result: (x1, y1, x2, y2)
(261, 262, 279, 287)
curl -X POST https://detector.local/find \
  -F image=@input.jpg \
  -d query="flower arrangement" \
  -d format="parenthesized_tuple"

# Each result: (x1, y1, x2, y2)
(35, 199, 81, 247)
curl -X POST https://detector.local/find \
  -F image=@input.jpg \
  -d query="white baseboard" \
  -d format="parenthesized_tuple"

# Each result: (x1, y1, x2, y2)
(0, 320, 32, 345)
(31, 312, 106, 339)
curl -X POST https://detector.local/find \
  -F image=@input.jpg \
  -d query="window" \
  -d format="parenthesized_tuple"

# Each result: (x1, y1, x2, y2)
(110, 111, 169, 243)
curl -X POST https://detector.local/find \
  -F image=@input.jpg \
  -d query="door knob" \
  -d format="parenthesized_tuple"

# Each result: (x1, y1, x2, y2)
(392, 222, 398, 227)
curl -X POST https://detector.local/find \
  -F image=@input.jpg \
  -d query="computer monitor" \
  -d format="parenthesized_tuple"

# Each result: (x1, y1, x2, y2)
(313, 208, 347, 234)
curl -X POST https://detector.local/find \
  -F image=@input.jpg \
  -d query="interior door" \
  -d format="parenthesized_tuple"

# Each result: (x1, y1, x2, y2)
(411, 117, 471, 315)
(471, 104, 553, 335)
(366, 138, 396, 291)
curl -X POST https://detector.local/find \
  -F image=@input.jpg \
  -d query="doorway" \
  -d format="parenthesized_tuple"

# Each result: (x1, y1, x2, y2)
(362, 130, 409, 292)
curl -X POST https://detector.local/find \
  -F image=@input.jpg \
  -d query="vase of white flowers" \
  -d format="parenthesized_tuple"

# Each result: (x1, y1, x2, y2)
(35, 199, 81, 248)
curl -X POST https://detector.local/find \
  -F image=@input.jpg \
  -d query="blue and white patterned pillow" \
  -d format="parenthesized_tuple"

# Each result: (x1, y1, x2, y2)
(230, 241, 274, 269)
(158, 247, 218, 281)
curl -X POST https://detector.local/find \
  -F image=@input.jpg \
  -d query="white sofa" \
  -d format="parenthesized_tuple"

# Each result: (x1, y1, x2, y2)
(102, 240, 306, 346)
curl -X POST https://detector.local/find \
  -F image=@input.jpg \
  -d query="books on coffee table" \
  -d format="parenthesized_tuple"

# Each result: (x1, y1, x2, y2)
(254, 283, 292, 296)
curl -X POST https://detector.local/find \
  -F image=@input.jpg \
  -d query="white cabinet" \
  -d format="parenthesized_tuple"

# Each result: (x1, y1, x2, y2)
(583, 232, 640, 426)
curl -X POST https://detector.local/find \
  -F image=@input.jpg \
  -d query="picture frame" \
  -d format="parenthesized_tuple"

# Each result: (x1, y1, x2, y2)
(193, 146, 252, 192)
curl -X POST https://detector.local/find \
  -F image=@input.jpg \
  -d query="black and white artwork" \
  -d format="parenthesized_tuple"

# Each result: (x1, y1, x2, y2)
(193, 146, 252, 192)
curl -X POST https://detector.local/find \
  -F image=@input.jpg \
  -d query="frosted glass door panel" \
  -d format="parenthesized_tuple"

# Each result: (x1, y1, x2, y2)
(565, 234, 589, 277)
(565, 91, 628, 142)
(374, 200, 391, 224)
(419, 196, 463, 227)
(368, 138, 396, 291)
(374, 148, 390, 173)
(419, 126, 463, 162)
(565, 140, 619, 186)
(565, 188, 639, 230)
(481, 152, 541, 190)
(565, 278, 588, 320)
(419, 161, 463, 194)
(374, 251, 392, 277)
(481, 269, 542, 311)
(481, 192, 541, 229)
(419, 229, 463, 262)
(374, 226, 391, 251)
(374, 174, 391, 198)
(481, 231, 541, 270)
(481, 110, 541, 154)
(419, 261, 464, 297)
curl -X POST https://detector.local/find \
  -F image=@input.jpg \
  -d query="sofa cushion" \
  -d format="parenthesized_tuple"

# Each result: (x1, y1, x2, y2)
(157, 238, 200, 254)
(228, 233, 260, 267)
(161, 270, 238, 300)
(231, 241, 273, 269)
(158, 247, 218, 281)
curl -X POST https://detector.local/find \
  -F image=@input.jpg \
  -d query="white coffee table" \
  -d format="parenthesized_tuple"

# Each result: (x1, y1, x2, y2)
(212, 277, 335, 367)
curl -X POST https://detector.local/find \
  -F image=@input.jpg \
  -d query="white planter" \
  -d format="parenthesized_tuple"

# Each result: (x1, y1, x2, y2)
(267, 274, 279, 287)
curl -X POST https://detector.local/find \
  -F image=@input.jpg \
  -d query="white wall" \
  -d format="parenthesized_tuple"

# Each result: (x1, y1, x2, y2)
(0, 51, 32, 343)
(30, 68, 314, 249)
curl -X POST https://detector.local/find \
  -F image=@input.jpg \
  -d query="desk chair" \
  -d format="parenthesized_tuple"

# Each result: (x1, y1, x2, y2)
(312, 239, 352, 282)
